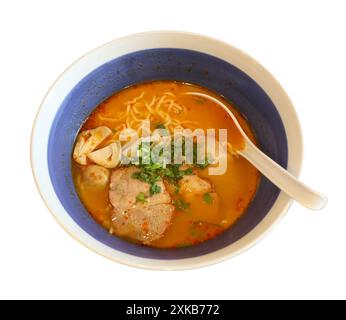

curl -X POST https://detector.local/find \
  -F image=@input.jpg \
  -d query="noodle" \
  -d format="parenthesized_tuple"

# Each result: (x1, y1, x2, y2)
(98, 92, 197, 135)
(95, 90, 237, 155)
(97, 112, 126, 122)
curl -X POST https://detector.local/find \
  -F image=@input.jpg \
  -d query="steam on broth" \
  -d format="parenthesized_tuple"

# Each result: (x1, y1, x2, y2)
(72, 81, 259, 248)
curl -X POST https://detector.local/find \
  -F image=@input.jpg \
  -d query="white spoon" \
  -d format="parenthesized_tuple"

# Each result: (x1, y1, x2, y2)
(185, 92, 327, 210)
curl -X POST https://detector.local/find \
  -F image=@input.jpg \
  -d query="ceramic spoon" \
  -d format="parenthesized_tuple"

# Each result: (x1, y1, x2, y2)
(184, 92, 327, 210)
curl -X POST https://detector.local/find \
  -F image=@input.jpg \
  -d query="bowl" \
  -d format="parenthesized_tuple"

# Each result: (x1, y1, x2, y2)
(31, 31, 303, 270)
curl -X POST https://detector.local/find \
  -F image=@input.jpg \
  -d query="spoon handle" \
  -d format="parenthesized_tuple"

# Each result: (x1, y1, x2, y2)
(239, 142, 327, 210)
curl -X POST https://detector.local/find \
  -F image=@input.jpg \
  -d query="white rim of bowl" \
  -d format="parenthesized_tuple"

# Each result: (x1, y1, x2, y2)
(30, 31, 303, 270)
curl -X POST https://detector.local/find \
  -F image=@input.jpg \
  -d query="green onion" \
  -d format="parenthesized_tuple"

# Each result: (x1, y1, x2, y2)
(156, 123, 166, 129)
(203, 193, 213, 204)
(173, 198, 190, 212)
(174, 185, 180, 195)
(136, 192, 147, 203)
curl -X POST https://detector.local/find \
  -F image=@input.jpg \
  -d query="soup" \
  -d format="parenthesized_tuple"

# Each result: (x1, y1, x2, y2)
(72, 81, 259, 248)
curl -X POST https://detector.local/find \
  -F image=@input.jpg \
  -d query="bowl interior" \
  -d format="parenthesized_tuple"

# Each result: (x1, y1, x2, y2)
(48, 48, 287, 259)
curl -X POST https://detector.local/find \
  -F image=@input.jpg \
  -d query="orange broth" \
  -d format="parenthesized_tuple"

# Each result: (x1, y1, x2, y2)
(72, 81, 259, 248)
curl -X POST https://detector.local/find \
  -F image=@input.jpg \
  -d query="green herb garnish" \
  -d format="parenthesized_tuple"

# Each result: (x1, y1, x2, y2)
(196, 160, 210, 169)
(132, 167, 161, 196)
(150, 183, 162, 195)
(132, 160, 193, 195)
(136, 192, 147, 203)
(203, 193, 213, 204)
(156, 123, 166, 129)
(173, 198, 190, 212)
(182, 167, 193, 175)
(184, 141, 210, 169)
(174, 185, 180, 195)
(131, 138, 209, 193)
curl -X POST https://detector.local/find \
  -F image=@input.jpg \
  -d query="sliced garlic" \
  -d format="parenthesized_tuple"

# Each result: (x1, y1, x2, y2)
(87, 141, 121, 168)
(73, 126, 112, 165)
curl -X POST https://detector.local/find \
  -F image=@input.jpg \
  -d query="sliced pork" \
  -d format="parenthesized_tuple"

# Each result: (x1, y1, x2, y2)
(109, 167, 173, 244)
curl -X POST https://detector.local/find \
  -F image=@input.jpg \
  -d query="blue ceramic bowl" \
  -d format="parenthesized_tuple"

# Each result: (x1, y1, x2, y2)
(31, 31, 303, 270)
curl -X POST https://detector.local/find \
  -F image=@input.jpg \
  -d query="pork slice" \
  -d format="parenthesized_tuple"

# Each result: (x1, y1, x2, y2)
(109, 166, 173, 244)
(109, 167, 171, 214)
(109, 167, 148, 213)
(111, 204, 174, 244)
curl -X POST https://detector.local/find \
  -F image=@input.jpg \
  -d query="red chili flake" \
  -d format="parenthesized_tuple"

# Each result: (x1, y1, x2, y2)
(236, 197, 244, 211)
(141, 221, 149, 233)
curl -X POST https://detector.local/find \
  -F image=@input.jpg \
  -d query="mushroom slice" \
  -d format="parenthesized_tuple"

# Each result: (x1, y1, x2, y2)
(73, 126, 112, 165)
(87, 141, 121, 168)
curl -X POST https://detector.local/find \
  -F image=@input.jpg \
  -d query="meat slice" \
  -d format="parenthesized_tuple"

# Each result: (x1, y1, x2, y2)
(179, 174, 212, 195)
(109, 167, 171, 214)
(111, 204, 174, 244)
(109, 166, 173, 244)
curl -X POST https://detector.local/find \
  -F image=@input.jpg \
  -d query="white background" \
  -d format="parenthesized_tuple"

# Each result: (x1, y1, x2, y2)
(0, 0, 345, 300)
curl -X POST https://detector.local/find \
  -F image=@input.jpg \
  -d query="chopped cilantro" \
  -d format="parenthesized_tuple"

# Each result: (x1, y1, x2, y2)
(131, 137, 209, 192)
(150, 183, 161, 195)
(182, 167, 193, 175)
